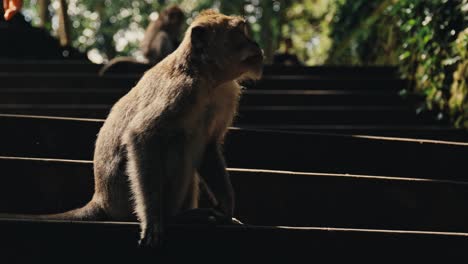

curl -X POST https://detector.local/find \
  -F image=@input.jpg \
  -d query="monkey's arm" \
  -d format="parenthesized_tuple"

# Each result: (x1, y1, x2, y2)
(125, 119, 191, 247)
(124, 130, 165, 247)
(198, 142, 235, 217)
(146, 32, 175, 63)
(140, 21, 158, 57)
(156, 32, 175, 57)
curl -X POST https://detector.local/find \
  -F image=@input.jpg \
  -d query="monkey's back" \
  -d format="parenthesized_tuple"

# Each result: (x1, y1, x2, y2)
(92, 90, 141, 220)
(91, 61, 184, 220)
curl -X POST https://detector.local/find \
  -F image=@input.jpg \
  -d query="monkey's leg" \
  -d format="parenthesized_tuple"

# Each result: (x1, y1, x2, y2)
(126, 132, 192, 247)
(198, 142, 235, 217)
(180, 172, 200, 210)
(125, 133, 166, 247)
(163, 133, 197, 217)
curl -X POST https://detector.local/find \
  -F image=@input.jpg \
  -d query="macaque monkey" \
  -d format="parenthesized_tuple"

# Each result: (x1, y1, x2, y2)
(2, 10, 263, 246)
(99, 5, 185, 75)
(140, 5, 185, 64)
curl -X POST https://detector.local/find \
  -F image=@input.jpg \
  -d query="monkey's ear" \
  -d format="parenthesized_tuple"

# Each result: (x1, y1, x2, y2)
(191, 26, 208, 49)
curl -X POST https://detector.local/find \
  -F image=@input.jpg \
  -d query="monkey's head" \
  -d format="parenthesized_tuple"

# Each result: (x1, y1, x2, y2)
(160, 5, 185, 32)
(185, 10, 263, 82)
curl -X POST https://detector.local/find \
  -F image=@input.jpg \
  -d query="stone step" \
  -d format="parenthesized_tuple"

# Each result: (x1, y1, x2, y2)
(2, 157, 468, 231)
(0, 219, 465, 262)
(0, 60, 101, 73)
(0, 104, 430, 125)
(235, 105, 426, 126)
(251, 77, 405, 90)
(0, 61, 398, 78)
(240, 124, 468, 141)
(0, 73, 405, 90)
(262, 65, 398, 78)
(0, 115, 466, 180)
(226, 128, 468, 179)
(0, 88, 407, 106)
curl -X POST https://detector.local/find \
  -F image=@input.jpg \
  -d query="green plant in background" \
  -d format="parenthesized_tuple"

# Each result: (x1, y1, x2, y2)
(395, 0, 466, 122)
(328, 0, 468, 129)
(18, 0, 468, 128)
(280, 0, 334, 65)
(21, 0, 333, 64)
(327, 0, 398, 65)
(449, 28, 468, 127)
(23, 0, 168, 61)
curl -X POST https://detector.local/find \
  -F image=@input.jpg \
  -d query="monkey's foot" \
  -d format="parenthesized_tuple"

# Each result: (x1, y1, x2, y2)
(138, 225, 163, 248)
(173, 208, 243, 226)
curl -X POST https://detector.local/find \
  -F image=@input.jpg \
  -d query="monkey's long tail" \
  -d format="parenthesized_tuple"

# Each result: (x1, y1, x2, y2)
(0, 199, 107, 221)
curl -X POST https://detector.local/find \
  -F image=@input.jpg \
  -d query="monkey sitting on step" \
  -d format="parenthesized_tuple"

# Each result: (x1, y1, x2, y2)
(2, 10, 263, 247)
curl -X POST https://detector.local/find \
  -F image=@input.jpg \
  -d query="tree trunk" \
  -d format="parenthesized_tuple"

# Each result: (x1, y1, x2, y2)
(57, 0, 71, 46)
(261, 2, 274, 64)
(96, 2, 116, 60)
(38, 0, 49, 28)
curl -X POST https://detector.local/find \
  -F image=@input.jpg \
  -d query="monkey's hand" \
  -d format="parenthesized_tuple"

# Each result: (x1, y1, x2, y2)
(209, 208, 244, 226)
(139, 224, 163, 248)
(173, 208, 243, 226)
(220, 215, 243, 225)
(231, 217, 244, 225)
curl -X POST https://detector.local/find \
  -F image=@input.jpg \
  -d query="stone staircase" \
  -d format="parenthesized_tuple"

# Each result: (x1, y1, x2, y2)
(0, 61, 467, 262)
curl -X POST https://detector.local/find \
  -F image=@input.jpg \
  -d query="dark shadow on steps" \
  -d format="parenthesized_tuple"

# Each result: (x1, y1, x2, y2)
(0, 219, 467, 263)
(2, 157, 468, 232)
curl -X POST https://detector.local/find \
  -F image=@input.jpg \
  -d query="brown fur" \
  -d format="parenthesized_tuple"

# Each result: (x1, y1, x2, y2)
(1, 10, 263, 246)
(97, 10, 262, 246)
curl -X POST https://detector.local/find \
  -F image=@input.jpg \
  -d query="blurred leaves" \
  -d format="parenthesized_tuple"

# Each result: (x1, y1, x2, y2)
(19, 0, 467, 128)
(449, 28, 468, 127)
(22, 0, 334, 65)
(327, 0, 468, 129)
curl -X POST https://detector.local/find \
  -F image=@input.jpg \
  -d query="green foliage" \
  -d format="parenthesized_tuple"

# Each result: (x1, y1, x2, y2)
(20, 0, 467, 126)
(21, 0, 333, 64)
(22, 0, 163, 60)
(327, 0, 397, 65)
(281, 0, 335, 65)
(327, 0, 468, 128)
(449, 28, 468, 127)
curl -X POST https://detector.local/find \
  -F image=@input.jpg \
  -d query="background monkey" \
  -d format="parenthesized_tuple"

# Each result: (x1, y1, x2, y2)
(2, 10, 263, 246)
(99, 5, 185, 75)
(140, 5, 185, 64)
